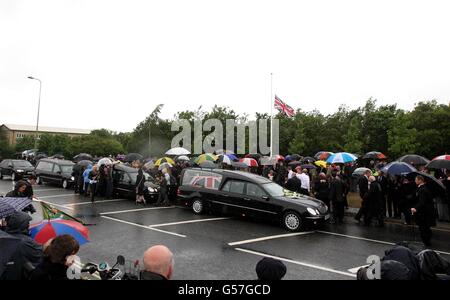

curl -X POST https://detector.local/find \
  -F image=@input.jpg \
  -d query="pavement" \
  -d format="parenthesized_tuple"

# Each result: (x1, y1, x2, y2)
(1, 178, 450, 280)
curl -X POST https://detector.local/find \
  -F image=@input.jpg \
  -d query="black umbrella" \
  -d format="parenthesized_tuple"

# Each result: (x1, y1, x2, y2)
(0, 230, 21, 277)
(73, 153, 93, 162)
(301, 164, 316, 170)
(302, 156, 316, 164)
(0, 197, 33, 218)
(398, 154, 430, 166)
(290, 154, 302, 161)
(245, 153, 262, 160)
(406, 172, 446, 197)
(50, 154, 65, 160)
(426, 157, 450, 170)
(363, 151, 387, 160)
(124, 153, 143, 163)
(288, 160, 302, 167)
(35, 153, 48, 161)
(76, 160, 93, 167)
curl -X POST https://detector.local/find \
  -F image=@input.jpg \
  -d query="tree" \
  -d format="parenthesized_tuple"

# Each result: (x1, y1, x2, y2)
(388, 111, 419, 158)
(343, 117, 363, 154)
(15, 135, 36, 152)
(0, 130, 14, 159)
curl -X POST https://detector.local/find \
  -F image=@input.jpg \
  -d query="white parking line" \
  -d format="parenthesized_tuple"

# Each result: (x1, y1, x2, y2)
(38, 194, 76, 199)
(228, 231, 314, 246)
(317, 230, 450, 256)
(234, 247, 356, 278)
(148, 217, 230, 228)
(100, 215, 186, 238)
(34, 188, 62, 192)
(66, 199, 126, 206)
(348, 265, 369, 274)
(100, 206, 177, 215)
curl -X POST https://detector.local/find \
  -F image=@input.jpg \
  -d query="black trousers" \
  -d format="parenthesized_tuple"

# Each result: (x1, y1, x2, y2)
(333, 201, 345, 222)
(90, 183, 97, 202)
(418, 224, 433, 246)
(355, 198, 367, 221)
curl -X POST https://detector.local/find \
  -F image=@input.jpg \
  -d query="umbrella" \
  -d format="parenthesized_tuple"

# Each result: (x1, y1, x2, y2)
(315, 160, 327, 168)
(218, 154, 238, 165)
(144, 161, 155, 170)
(158, 162, 173, 171)
(35, 153, 48, 161)
(352, 167, 372, 177)
(194, 153, 217, 165)
(215, 149, 235, 155)
(176, 155, 190, 162)
(0, 230, 21, 277)
(0, 197, 33, 218)
(30, 219, 90, 245)
(398, 154, 430, 166)
(124, 153, 143, 163)
(50, 154, 65, 160)
(363, 151, 387, 160)
(284, 155, 294, 162)
(301, 164, 316, 170)
(199, 161, 217, 169)
(165, 147, 191, 156)
(73, 153, 93, 162)
(290, 154, 302, 161)
(245, 153, 262, 160)
(155, 157, 175, 166)
(97, 157, 113, 166)
(231, 162, 248, 169)
(288, 160, 302, 167)
(76, 160, 93, 167)
(302, 156, 316, 164)
(381, 162, 417, 176)
(314, 151, 333, 161)
(326, 152, 357, 164)
(239, 158, 259, 167)
(425, 155, 450, 170)
(405, 172, 447, 197)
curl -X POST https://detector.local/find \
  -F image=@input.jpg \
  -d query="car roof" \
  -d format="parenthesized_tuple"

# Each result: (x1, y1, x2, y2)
(11, 159, 32, 163)
(38, 158, 74, 165)
(184, 168, 273, 184)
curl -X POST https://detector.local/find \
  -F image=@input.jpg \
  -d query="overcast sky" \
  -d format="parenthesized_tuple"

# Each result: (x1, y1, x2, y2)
(1, 0, 449, 133)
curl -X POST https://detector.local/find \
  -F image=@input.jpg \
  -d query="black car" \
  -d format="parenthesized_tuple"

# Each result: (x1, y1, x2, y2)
(0, 159, 35, 181)
(112, 164, 159, 202)
(178, 168, 329, 231)
(35, 158, 75, 189)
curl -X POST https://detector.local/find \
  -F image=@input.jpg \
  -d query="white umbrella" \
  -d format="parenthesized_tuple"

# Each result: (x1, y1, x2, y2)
(176, 155, 190, 161)
(165, 147, 191, 156)
(97, 157, 113, 166)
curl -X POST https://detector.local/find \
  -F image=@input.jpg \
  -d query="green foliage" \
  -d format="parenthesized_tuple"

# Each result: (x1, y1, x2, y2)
(15, 135, 36, 152)
(0, 129, 14, 159)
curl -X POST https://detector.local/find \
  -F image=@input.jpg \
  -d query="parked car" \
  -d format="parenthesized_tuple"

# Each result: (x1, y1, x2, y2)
(34, 158, 75, 189)
(0, 159, 35, 181)
(112, 164, 159, 202)
(178, 168, 329, 231)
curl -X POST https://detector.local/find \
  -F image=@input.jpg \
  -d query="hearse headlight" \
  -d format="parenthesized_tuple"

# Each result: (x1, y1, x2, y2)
(307, 207, 318, 216)
(148, 187, 155, 193)
(16, 169, 24, 173)
(71, 176, 75, 181)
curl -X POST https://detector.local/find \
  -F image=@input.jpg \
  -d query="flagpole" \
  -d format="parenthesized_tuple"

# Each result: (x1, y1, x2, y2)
(270, 72, 273, 157)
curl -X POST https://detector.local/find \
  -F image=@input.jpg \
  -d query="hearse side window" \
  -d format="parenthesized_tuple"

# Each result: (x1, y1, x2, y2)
(182, 169, 222, 190)
(221, 180, 245, 194)
(38, 161, 53, 172)
(53, 164, 61, 173)
(245, 183, 266, 198)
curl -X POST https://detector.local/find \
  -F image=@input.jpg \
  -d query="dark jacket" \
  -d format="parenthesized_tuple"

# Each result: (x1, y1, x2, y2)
(285, 176, 301, 193)
(2, 211, 43, 279)
(140, 270, 167, 280)
(136, 168, 146, 195)
(329, 177, 345, 203)
(414, 184, 436, 227)
(314, 179, 330, 202)
(30, 259, 69, 280)
(367, 181, 383, 214)
(274, 165, 287, 186)
(358, 176, 369, 199)
(382, 246, 421, 280)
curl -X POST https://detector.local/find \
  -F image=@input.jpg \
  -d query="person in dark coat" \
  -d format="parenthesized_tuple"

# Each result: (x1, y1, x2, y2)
(285, 171, 301, 193)
(354, 170, 371, 223)
(314, 173, 330, 207)
(364, 176, 384, 227)
(329, 173, 346, 224)
(400, 177, 416, 225)
(155, 173, 169, 206)
(1, 211, 43, 280)
(30, 234, 80, 280)
(71, 166, 81, 194)
(377, 171, 388, 217)
(387, 175, 401, 218)
(97, 164, 106, 197)
(411, 175, 436, 247)
(274, 160, 287, 186)
(5, 179, 36, 214)
(135, 161, 146, 205)
(88, 165, 99, 203)
(104, 164, 113, 199)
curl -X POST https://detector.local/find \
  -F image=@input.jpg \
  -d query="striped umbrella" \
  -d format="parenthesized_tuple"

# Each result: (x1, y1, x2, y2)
(239, 158, 258, 167)
(426, 155, 450, 169)
(194, 153, 218, 165)
(218, 154, 238, 165)
(155, 157, 175, 166)
(30, 219, 90, 245)
(326, 152, 358, 164)
(314, 151, 334, 161)
(0, 197, 33, 219)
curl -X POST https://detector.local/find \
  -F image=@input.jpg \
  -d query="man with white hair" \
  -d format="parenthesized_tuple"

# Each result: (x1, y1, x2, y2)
(141, 245, 174, 280)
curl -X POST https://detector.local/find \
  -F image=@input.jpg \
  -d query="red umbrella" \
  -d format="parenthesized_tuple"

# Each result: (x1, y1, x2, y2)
(426, 155, 450, 169)
(30, 219, 90, 245)
(239, 158, 258, 167)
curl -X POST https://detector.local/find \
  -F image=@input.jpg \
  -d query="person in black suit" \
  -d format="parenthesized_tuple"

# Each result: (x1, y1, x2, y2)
(411, 175, 436, 247)
(354, 170, 371, 223)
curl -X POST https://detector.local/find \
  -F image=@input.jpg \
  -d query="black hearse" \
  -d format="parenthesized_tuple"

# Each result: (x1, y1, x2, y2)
(0, 159, 35, 181)
(112, 164, 159, 202)
(35, 158, 75, 188)
(178, 168, 329, 231)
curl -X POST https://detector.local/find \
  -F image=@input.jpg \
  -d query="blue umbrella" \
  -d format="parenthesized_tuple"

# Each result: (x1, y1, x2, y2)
(326, 152, 357, 164)
(0, 197, 33, 219)
(381, 162, 417, 176)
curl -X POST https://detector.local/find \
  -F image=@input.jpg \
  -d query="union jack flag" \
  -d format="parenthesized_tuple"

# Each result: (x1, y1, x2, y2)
(274, 95, 295, 117)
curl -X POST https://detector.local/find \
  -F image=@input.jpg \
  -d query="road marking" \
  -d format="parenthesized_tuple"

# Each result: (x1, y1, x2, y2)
(100, 215, 186, 238)
(317, 230, 450, 256)
(148, 217, 230, 228)
(38, 193, 76, 199)
(228, 231, 314, 246)
(33, 188, 62, 192)
(100, 206, 177, 215)
(66, 199, 126, 206)
(348, 265, 369, 274)
(234, 247, 356, 278)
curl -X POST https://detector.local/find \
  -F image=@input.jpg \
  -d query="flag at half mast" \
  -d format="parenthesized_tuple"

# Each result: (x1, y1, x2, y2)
(274, 95, 295, 117)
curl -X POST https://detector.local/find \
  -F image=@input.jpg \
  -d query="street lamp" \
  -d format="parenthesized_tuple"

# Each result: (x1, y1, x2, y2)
(28, 76, 42, 149)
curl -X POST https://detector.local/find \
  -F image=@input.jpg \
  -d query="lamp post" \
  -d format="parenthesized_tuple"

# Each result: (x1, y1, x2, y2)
(27, 76, 42, 149)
